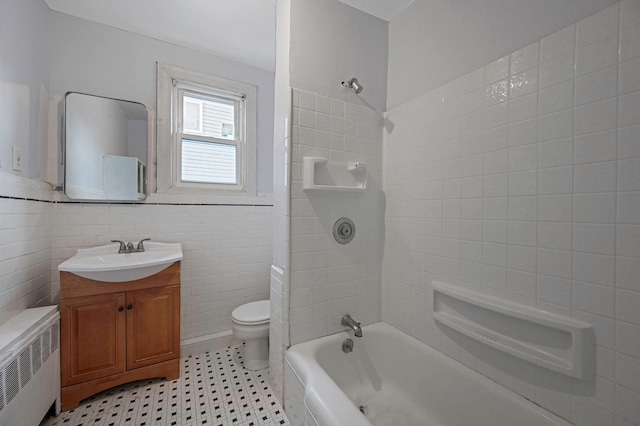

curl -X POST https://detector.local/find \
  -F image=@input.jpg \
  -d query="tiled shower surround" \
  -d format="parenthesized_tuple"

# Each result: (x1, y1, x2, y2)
(289, 89, 384, 345)
(383, 2, 640, 425)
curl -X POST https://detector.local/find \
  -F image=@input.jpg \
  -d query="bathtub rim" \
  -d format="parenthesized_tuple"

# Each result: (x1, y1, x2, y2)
(285, 321, 573, 426)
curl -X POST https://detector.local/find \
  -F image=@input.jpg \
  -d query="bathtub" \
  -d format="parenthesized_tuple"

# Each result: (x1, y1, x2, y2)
(284, 322, 572, 426)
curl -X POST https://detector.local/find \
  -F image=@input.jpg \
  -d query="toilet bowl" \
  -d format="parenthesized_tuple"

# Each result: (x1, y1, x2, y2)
(231, 300, 270, 370)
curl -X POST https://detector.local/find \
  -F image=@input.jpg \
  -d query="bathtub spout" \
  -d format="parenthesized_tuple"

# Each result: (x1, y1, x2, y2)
(342, 314, 362, 337)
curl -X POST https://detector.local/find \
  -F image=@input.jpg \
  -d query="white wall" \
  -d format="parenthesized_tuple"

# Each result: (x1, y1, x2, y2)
(0, 0, 53, 323)
(290, 0, 388, 112)
(387, 0, 620, 109)
(383, 3, 640, 424)
(48, 11, 275, 194)
(0, 0, 50, 179)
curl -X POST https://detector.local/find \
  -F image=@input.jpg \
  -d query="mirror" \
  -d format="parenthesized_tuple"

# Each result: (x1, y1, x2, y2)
(64, 92, 149, 201)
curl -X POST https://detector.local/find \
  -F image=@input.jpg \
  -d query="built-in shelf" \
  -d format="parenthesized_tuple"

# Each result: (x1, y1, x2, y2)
(303, 157, 366, 193)
(432, 281, 593, 379)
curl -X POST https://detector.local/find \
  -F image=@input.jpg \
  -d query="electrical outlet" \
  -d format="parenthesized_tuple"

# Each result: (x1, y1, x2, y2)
(12, 146, 23, 171)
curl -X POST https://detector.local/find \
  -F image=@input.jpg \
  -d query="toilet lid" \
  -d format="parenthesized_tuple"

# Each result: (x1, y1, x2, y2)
(232, 300, 270, 325)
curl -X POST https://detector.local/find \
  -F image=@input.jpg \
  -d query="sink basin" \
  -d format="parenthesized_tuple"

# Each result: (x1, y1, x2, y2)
(58, 242, 183, 282)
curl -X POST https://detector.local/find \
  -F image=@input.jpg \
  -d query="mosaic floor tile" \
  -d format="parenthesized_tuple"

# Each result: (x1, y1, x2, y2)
(42, 345, 290, 426)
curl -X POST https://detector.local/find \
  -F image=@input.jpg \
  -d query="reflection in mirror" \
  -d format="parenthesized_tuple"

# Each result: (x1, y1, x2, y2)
(64, 92, 148, 201)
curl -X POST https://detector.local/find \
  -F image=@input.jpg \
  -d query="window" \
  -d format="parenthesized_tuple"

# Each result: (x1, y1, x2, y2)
(157, 64, 257, 194)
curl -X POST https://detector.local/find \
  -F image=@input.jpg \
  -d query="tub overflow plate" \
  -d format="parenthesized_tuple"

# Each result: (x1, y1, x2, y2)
(333, 217, 355, 244)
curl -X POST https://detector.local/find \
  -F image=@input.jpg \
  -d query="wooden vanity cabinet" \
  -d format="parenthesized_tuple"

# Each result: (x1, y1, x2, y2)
(60, 262, 180, 411)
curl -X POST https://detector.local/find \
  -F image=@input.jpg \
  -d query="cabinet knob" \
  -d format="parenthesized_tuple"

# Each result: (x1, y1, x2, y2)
(127, 304, 133, 310)
(118, 306, 124, 312)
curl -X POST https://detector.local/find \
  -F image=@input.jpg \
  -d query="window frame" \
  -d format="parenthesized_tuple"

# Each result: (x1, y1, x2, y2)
(156, 63, 257, 195)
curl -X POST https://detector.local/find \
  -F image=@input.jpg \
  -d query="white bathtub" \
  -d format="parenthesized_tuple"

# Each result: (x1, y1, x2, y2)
(284, 322, 572, 426)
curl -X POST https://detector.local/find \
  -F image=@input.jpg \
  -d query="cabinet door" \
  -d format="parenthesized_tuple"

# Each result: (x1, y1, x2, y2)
(61, 292, 127, 386)
(126, 285, 180, 369)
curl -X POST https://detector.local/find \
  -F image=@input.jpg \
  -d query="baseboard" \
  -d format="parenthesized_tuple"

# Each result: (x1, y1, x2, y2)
(181, 330, 241, 356)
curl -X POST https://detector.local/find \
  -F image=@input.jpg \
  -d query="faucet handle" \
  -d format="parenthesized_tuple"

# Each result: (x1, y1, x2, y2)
(136, 238, 151, 251)
(111, 240, 127, 253)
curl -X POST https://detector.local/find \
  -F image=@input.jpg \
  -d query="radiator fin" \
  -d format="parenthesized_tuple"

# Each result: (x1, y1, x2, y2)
(5, 359, 19, 405)
(0, 369, 4, 412)
(42, 329, 51, 363)
(19, 348, 31, 388)
(51, 323, 59, 352)
(31, 337, 42, 375)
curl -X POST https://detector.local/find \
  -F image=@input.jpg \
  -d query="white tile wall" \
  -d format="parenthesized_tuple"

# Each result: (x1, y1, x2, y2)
(383, 3, 640, 425)
(0, 198, 52, 324)
(289, 88, 384, 345)
(0, 173, 55, 324)
(49, 202, 273, 341)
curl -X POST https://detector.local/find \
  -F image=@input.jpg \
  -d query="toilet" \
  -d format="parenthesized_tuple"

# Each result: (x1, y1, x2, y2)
(231, 300, 270, 370)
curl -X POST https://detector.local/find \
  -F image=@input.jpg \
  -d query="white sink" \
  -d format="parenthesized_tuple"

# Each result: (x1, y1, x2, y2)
(58, 242, 183, 282)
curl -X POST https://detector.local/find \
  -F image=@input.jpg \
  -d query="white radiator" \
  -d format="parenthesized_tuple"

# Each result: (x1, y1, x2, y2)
(0, 306, 60, 426)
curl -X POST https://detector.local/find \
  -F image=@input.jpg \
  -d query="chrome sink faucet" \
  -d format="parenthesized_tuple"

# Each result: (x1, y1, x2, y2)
(342, 314, 362, 338)
(111, 238, 151, 253)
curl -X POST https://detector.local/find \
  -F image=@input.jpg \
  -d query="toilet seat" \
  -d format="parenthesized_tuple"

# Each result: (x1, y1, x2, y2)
(231, 300, 270, 326)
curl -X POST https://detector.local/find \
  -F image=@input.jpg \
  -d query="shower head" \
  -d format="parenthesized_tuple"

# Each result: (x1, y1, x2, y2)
(342, 78, 363, 94)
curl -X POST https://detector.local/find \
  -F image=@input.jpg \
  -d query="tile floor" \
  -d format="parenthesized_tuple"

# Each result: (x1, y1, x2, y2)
(43, 345, 291, 426)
